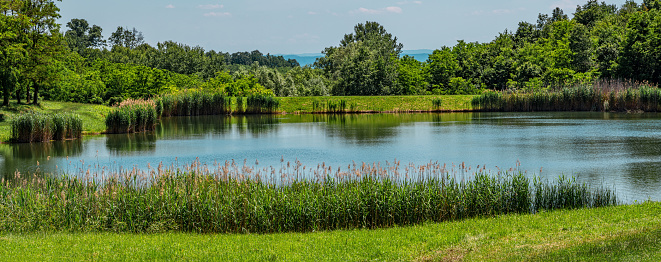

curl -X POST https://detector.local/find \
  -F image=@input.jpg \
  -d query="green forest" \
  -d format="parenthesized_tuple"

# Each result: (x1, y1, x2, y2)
(2, 0, 661, 106)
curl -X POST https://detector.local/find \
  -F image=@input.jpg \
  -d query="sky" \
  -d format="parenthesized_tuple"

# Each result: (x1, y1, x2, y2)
(56, 0, 632, 55)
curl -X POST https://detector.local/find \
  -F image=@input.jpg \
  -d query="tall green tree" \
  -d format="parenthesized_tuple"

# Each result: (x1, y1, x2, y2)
(0, 0, 29, 106)
(21, 0, 64, 105)
(64, 18, 104, 56)
(108, 26, 144, 49)
(316, 21, 402, 96)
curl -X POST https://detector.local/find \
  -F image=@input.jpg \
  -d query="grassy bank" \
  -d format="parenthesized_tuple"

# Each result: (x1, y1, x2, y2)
(0, 101, 111, 142)
(277, 95, 476, 113)
(0, 202, 658, 261)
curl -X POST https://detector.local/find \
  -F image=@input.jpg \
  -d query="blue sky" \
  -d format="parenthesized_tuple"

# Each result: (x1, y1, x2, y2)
(56, 0, 631, 54)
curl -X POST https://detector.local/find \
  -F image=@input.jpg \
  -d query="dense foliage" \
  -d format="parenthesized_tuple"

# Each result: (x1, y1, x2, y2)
(2, 0, 661, 106)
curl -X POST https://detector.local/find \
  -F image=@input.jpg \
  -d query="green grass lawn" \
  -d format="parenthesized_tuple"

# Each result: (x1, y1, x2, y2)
(0, 100, 111, 142)
(277, 95, 476, 113)
(1, 202, 658, 261)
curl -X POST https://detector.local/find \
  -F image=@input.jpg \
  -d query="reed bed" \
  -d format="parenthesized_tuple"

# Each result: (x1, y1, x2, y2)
(245, 95, 279, 114)
(156, 90, 231, 117)
(472, 84, 661, 112)
(10, 113, 82, 143)
(105, 99, 157, 134)
(0, 160, 616, 234)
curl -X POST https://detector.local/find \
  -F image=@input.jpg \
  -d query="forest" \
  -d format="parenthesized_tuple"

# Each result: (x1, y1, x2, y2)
(1, 0, 661, 106)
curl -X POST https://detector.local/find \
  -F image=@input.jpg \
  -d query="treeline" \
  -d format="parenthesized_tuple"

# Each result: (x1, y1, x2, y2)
(2, 0, 661, 107)
(315, 1, 661, 96)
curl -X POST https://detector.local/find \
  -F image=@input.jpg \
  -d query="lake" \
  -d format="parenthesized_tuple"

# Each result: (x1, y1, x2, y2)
(2, 112, 660, 202)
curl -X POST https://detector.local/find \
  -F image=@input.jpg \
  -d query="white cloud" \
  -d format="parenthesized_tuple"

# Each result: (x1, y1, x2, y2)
(397, 1, 422, 5)
(204, 12, 232, 17)
(199, 4, 224, 10)
(355, 6, 403, 15)
(385, 7, 403, 13)
(165, 4, 175, 9)
(307, 11, 317, 15)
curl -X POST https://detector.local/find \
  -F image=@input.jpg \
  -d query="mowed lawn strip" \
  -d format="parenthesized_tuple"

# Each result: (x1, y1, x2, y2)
(277, 95, 475, 113)
(1, 202, 659, 261)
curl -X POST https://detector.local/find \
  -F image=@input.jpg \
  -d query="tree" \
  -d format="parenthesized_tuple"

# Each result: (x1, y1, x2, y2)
(21, 0, 64, 105)
(315, 21, 402, 96)
(426, 47, 458, 93)
(108, 26, 144, 49)
(397, 55, 427, 95)
(574, 0, 617, 28)
(64, 18, 104, 55)
(0, 0, 29, 106)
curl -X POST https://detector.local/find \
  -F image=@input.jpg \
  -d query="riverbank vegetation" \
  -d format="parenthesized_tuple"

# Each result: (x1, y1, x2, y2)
(472, 81, 661, 112)
(1, 201, 659, 261)
(0, 161, 616, 234)
(104, 99, 157, 134)
(10, 113, 81, 143)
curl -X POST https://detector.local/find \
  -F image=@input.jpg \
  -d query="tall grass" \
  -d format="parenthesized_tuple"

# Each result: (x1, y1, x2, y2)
(0, 161, 617, 233)
(245, 95, 279, 114)
(432, 98, 443, 110)
(327, 99, 348, 113)
(10, 113, 82, 143)
(105, 99, 157, 134)
(472, 84, 661, 112)
(156, 90, 231, 117)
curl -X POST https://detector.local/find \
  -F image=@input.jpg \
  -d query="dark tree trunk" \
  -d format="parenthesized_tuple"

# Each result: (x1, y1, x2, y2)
(16, 86, 21, 104)
(33, 82, 39, 105)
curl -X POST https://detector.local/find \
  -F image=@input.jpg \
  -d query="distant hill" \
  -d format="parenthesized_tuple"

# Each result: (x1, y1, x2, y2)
(281, 49, 434, 66)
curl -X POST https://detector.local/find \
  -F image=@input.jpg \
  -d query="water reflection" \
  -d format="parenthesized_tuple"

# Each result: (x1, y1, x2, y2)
(106, 133, 157, 155)
(0, 139, 83, 179)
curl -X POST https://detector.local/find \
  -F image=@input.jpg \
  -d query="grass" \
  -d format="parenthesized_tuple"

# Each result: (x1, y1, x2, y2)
(0, 202, 658, 261)
(472, 85, 661, 112)
(105, 99, 158, 134)
(0, 161, 616, 234)
(277, 95, 476, 114)
(0, 100, 111, 142)
(156, 90, 231, 117)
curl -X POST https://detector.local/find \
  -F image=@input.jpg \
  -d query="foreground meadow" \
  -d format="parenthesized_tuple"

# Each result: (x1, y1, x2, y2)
(0, 202, 659, 261)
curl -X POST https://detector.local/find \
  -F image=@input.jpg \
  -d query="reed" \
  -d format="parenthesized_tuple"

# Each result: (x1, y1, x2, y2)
(472, 84, 661, 112)
(105, 99, 157, 134)
(235, 96, 245, 114)
(327, 99, 348, 113)
(0, 161, 617, 234)
(432, 98, 443, 110)
(10, 113, 82, 143)
(156, 90, 231, 117)
(245, 95, 279, 114)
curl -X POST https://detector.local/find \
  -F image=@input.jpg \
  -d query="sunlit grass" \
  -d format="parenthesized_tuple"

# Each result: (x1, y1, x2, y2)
(0, 202, 658, 261)
(278, 95, 476, 113)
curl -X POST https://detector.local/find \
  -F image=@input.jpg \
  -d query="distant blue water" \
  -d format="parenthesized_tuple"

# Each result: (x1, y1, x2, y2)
(282, 49, 433, 66)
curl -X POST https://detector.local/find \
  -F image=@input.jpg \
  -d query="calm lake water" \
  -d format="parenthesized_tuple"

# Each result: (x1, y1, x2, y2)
(2, 112, 660, 202)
